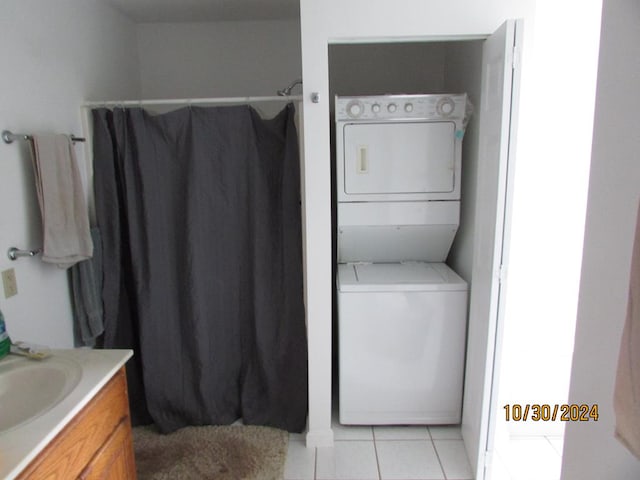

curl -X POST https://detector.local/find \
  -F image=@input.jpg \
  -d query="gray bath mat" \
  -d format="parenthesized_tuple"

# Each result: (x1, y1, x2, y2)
(133, 424, 288, 480)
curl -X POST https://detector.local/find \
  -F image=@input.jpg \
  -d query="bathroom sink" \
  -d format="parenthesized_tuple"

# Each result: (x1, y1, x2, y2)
(0, 349, 131, 480)
(0, 355, 82, 433)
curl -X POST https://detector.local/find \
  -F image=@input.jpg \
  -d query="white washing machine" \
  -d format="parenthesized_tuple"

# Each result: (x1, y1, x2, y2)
(336, 94, 471, 425)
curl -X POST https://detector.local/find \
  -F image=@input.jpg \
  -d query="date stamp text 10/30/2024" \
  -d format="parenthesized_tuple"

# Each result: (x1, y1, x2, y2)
(503, 404, 599, 422)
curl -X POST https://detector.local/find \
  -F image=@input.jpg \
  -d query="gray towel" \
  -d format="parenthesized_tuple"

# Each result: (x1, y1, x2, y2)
(70, 227, 104, 347)
(29, 134, 93, 268)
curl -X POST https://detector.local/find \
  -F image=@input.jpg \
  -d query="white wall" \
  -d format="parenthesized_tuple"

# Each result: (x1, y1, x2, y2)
(329, 42, 447, 98)
(498, 0, 603, 438)
(0, 0, 140, 347)
(563, 0, 640, 478)
(137, 21, 302, 100)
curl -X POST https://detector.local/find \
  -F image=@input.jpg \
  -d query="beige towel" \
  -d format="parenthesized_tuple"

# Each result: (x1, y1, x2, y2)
(614, 201, 640, 459)
(29, 134, 93, 268)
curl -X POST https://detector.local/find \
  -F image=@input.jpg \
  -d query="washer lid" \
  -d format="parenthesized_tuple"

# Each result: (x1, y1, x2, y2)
(337, 262, 468, 292)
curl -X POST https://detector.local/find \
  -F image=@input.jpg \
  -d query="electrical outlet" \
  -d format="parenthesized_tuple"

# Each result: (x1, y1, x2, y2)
(2, 268, 18, 298)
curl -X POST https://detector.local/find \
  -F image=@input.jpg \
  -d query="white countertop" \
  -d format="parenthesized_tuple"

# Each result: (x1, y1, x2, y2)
(0, 348, 133, 480)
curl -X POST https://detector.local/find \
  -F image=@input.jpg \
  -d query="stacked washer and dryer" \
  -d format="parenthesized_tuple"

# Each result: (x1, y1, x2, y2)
(335, 93, 472, 425)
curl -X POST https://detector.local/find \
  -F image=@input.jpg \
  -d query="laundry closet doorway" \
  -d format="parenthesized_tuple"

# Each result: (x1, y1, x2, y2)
(322, 20, 521, 480)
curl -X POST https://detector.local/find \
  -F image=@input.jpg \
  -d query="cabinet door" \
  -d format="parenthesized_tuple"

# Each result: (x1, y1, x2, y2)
(462, 18, 523, 480)
(343, 122, 456, 195)
(16, 368, 131, 479)
(80, 418, 137, 480)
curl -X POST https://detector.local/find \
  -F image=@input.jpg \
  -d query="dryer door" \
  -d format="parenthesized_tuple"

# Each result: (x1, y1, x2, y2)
(342, 121, 456, 197)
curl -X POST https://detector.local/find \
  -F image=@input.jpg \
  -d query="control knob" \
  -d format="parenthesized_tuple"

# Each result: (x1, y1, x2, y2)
(347, 100, 364, 118)
(387, 103, 397, 113)
(436, 97, 455, 116)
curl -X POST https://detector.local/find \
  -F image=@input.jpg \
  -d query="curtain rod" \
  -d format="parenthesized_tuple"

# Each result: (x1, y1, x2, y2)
(82, 95, 303, 108)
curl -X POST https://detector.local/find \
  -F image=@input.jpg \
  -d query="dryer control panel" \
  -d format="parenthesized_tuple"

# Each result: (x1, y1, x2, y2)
(335, 94, 468, 122)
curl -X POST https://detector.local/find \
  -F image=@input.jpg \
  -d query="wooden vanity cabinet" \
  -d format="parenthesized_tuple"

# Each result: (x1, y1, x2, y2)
(17, 366, 137, 480)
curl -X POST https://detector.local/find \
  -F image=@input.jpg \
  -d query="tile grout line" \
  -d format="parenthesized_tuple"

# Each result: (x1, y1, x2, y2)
(374, 439, 434, 442)
(313, 446, 318, 480)
(429, 428, 449, 480)
(544, 434, 563, 458)
(372, 428, 383, 480)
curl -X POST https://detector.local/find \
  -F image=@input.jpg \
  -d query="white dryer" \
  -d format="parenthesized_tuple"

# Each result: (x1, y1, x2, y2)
(335, 94, 471, 425)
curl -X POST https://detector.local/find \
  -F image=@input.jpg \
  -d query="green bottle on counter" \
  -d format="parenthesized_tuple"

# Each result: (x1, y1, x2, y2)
(0, 309, 10, 359)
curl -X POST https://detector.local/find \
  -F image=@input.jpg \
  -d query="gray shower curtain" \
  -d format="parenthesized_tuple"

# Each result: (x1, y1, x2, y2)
(92, 104, 307, 433)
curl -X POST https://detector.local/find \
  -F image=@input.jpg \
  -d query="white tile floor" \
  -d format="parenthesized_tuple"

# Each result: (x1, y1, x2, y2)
(284, 416, 474, 480)
(498, 435, 563, 480)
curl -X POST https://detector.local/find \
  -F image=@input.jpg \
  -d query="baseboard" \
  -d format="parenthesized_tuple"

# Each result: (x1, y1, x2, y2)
(305, 428, 334, 447)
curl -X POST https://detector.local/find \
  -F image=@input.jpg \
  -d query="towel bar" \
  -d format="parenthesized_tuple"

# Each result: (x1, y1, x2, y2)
(2, 130, 85, 144)
(7, 247, 41, 261)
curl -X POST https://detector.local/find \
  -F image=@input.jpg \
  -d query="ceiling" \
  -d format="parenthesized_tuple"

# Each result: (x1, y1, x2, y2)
(103, 0, 300, 23)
